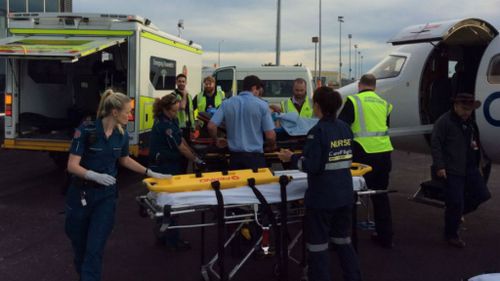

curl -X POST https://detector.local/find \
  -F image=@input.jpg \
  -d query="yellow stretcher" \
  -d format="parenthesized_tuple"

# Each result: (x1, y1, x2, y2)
(143, 163, 372, 193)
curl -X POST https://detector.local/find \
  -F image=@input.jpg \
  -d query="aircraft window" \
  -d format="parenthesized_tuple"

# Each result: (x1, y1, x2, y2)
(371, 55, 406, 79)
(487, 55, 500, 84)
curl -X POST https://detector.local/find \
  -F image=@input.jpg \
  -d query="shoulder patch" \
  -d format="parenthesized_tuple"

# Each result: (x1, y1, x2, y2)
(82, 119, 94, 126)
(73, 129, 81, 139)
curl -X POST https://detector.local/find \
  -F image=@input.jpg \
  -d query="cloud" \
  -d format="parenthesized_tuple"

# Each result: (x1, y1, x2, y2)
(73, 0, 500, 73)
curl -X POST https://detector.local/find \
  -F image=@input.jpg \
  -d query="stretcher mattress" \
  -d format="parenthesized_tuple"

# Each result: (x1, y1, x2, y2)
(469, 274, 500, 281)
(147, 170, 366, 207)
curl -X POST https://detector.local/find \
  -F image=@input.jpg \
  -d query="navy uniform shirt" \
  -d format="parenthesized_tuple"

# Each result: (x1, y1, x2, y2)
(70, 119, 129, 177)
(148, 115, 183, 163)
(293, 117, 354, 209)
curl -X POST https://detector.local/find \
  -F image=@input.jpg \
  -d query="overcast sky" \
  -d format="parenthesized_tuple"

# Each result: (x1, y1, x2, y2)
(75, 0, 500, 76)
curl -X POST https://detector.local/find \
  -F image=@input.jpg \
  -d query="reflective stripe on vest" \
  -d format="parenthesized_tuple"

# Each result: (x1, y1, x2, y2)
(280, 98, 313, 118)
(197, 90, 224, 112)
(325, 160, 352, 170)
(176, 94, 195, 129)
(348, 91, 393, 153)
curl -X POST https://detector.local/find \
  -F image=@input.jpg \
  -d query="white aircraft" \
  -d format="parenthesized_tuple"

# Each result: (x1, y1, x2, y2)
(339, 18, 500, 163)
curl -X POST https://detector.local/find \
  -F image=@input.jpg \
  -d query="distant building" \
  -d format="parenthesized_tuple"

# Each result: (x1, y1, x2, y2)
(0, 0, 72, 110)
(312, 70, 340, 88)
(312, 70, 357, 89)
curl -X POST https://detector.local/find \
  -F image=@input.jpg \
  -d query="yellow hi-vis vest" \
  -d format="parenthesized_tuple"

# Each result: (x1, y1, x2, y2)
(347, 91, 393, 153)
(196, 90, 225, 112)
(280, 98, 313, 118)
(176, 93, 195, 130)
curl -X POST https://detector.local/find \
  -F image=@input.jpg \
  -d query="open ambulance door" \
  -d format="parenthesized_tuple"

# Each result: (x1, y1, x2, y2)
(1, 35, 127, 155)
(0, 35, 126, 62)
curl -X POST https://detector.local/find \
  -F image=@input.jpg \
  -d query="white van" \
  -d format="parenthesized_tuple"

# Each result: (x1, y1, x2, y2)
(1, 13, 202, 167)
(212, 65, 314, 105)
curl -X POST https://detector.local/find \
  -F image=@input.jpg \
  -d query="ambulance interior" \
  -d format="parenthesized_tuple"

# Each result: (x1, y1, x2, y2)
(14, 42, 128, 140)
(419, 22, 496, 124)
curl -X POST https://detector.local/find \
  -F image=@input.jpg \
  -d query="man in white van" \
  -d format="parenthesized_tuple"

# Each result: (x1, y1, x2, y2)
(277, 78, 313, 118)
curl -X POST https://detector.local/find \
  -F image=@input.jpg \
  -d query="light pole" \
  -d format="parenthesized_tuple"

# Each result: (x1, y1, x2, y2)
(276, 0, 281, 65)
(312, 36, 319, 84)
(338, 16, 344, 87)
(218, 40, 224, 67)
(318, 0, 322, 85)
(360, 55, 364, 76)
(348, 34, 352, 80)
(358, 51, 361, 78)
(354, 44, 358, 80)
(177, 19, 184, 38)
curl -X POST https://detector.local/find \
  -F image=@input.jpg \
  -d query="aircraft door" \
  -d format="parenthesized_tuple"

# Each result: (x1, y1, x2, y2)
(475, 36, 500, 162)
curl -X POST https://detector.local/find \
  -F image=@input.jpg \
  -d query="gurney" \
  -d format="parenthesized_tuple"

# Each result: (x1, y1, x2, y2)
(136, 165, 383, 281)
(192, 112, 312, 167)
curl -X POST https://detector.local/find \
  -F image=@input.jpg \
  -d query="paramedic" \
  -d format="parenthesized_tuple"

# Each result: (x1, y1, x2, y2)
(65, 89, 170, 281)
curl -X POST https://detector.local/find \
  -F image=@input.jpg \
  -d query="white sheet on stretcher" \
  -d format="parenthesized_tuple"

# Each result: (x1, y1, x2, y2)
(147, 170, 366, 207)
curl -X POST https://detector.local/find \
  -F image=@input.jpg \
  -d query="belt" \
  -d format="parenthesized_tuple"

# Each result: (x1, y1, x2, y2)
(230, 152, 264, 157)
(72, 177, 108, 189)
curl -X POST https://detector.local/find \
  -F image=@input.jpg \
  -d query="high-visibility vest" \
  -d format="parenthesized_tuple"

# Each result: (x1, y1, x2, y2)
(347, 91, 393, 153)
(196, 90, 224, 112)
(280, 98, 313, 118)
(175, 93, 195, 130)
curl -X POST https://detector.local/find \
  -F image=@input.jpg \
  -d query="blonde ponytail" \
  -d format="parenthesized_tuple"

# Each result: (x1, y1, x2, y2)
(96, 88, 130, 134)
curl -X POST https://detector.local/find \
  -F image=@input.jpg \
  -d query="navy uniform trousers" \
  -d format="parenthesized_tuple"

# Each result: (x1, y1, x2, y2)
(305, 206, 362, 281)
(65, 184, 117, 281)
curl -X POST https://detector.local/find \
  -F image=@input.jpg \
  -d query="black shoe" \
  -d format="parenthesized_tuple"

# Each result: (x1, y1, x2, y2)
(166, 239, 191, 251)
(447, 237, 466, 248)
(371, 233, 394, 249)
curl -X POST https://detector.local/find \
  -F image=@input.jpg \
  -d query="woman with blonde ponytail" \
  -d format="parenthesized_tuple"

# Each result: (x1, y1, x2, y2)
(65, 89, 170, 281)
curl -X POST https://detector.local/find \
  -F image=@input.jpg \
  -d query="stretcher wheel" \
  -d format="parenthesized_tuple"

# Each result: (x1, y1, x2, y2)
(273, 263, 280, 277)
(138, 205, 148, 218)
(153, 220, 167, 241)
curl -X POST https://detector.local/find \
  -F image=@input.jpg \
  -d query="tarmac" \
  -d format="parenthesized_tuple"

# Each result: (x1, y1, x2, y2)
(0, 139, 499, 280)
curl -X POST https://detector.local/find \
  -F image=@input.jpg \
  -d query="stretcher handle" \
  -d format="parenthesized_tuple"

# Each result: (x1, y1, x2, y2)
(142, 177, 172, 192)
(350, 162, 373, 177)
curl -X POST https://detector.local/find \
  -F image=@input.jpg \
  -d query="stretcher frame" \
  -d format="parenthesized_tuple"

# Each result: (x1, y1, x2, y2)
(137, 175, 301, 281)
(136, 169, 393, 281)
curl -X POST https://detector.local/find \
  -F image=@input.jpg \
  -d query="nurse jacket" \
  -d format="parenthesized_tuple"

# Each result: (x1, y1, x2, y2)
(292, 117, 354, 209)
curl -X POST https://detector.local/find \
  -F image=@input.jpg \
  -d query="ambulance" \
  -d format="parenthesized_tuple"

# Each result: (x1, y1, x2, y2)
(1, 13, 203, 167)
